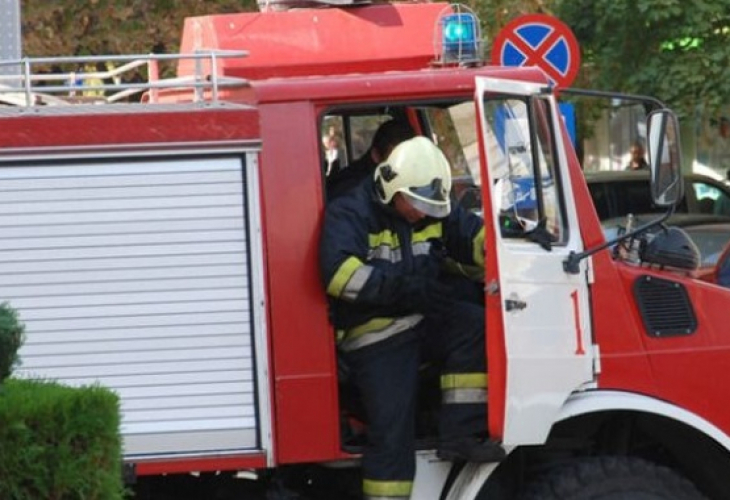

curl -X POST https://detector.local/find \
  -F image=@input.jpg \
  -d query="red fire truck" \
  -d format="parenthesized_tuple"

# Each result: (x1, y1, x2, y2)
(2, 1, 730, 499)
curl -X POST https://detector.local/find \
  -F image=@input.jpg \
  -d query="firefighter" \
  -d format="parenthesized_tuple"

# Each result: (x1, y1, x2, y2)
(326, 118, 416, 199)
(320, 136, 505, 500)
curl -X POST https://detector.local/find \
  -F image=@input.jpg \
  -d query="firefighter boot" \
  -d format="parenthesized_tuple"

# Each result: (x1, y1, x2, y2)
(437, 435, 506, 463)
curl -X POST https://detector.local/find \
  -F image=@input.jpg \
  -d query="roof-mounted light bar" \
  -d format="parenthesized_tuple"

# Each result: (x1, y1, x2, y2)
(434, 4, 483, 66)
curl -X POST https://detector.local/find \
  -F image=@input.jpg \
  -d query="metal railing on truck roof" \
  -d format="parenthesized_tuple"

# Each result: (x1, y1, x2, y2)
(0, 50, 249, 106)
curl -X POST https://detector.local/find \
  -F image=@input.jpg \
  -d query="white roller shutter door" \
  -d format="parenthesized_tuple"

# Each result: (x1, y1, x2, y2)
(7, 155, 262, 457)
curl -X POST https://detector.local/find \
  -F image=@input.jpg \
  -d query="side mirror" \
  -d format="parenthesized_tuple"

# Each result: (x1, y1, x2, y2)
(647, 109, 683, 207)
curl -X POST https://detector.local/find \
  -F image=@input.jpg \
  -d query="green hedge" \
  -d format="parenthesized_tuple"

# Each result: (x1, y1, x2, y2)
(0, 378, 125, 500)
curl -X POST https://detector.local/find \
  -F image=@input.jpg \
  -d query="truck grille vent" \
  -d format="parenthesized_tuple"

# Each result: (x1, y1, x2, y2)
(633, 275, 697, 337)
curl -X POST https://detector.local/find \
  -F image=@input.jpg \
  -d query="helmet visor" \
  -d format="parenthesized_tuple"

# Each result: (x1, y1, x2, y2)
(402, 181, 451, 218)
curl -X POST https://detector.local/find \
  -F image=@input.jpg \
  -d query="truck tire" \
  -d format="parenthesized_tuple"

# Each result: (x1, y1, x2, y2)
(519, 456, 707, 500)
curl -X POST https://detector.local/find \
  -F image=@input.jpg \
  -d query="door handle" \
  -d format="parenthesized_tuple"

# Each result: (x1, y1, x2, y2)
(505, 298, 527, 311)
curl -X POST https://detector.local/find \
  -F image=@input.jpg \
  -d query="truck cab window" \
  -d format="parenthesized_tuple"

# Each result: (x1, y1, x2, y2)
(322, 103, 481, 207)
(421, 102, 482, 214)
(348, 114, 394, 160)
(482, 97, 566, 244)
(323, 113, 408, 200)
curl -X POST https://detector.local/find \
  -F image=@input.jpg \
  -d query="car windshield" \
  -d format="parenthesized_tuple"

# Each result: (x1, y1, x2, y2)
(584, 172, 730, 222)
(683, 225, 730, 266)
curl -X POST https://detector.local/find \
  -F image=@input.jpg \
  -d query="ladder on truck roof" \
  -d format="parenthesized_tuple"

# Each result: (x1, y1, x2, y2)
(0, 51, 249, 106)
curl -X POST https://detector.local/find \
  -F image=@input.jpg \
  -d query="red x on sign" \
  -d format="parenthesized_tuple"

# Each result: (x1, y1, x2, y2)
(491, 14, 581, 89)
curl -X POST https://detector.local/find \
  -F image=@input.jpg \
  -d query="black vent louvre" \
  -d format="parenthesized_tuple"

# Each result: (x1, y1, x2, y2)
(633, 275, 697, 337)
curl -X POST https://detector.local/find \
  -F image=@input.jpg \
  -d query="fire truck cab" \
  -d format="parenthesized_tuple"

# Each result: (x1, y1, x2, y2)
(3, 2, 730, 499)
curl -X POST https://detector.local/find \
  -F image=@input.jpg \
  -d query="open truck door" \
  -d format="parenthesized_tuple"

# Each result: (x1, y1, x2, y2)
(475, 77, 596, 446)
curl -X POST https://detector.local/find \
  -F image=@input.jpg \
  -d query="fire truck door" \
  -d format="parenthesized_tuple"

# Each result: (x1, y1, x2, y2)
(475, 77, 595, 446)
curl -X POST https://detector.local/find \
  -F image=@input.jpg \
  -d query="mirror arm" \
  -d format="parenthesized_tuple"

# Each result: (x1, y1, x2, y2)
(562, 208, 674, 274)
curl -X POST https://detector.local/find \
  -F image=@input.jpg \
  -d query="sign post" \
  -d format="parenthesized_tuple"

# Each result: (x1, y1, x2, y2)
(0, 0, 22, 83)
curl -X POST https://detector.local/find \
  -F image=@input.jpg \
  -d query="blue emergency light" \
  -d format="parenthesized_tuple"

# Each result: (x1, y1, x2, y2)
(440, 12, 479, 63)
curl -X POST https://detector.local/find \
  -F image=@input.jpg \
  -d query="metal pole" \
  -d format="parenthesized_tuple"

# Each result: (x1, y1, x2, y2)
(0, 0, 22, 84)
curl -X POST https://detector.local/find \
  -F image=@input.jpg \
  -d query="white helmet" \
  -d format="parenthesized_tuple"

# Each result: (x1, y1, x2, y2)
(373, 136, 452, 218)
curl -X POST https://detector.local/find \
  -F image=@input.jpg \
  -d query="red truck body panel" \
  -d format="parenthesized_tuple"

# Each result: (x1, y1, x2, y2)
(0, 106, 260, 149)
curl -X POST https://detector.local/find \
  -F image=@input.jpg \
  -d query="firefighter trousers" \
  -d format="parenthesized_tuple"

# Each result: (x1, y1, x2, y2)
(342, 300, 486, 500)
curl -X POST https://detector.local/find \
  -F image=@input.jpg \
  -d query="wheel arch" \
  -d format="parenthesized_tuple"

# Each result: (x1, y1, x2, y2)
(557, 390, 730, 452)
(548, 390, 730, 499)
(462, 390, 730, 500)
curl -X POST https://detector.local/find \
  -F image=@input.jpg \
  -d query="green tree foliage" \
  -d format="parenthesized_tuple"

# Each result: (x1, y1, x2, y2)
(462, 0, 552, 40)
(0, 303, 24, 384)
(554, 0, 730, 118)
(20, 0, 730, 117)
(20, 0, 548, 58)
(22, 0, 260, 57)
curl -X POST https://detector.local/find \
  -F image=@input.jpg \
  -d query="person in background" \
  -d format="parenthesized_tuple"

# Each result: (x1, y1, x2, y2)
(326, 119, 415, 199)
(708, 117, 730, 171)
(320, 136, 504, 500)
(323, 133, 341, 176)
(625, 141, 649, 171)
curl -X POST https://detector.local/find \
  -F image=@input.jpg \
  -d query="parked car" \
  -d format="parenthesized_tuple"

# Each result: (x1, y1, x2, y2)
(603, 213, 730, 282)
(585, 170, 730, 220)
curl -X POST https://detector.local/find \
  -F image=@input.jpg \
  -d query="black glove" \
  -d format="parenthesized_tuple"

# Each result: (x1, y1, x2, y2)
(413, 239, 447, 280)
(394, 275, 455, 316)
(428, 238, 448, 260)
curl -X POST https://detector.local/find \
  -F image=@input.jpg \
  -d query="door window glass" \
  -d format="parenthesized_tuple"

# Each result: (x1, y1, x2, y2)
(481, 97, 566, 244)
